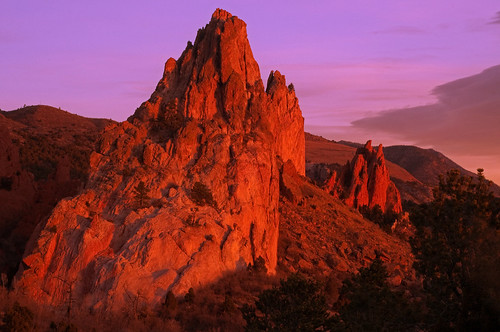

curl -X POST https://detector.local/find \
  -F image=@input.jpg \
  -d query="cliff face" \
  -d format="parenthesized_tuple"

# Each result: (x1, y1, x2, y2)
(326, 140, 402, 214)
(15, 9, 305, 310)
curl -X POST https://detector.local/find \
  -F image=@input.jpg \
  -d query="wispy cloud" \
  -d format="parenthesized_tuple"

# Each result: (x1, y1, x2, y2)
(488, 11, 500, 24)
(373, 26, 427, 35)
(349, 65, 500, 181)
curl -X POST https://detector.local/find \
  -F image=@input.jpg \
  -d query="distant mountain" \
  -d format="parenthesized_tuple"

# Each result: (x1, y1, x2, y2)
(384, 145, 500, 196)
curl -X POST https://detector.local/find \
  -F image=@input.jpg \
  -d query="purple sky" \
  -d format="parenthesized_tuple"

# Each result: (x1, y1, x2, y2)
(1, 1, 499, 182)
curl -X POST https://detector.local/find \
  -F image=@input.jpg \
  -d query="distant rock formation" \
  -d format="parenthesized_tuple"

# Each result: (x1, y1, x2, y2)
(325, 140, 402, 213)
(16, 9, 305, 310)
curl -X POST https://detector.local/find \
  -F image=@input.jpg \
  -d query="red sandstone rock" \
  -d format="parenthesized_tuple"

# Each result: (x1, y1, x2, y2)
(327, 140, 402, 213)
(16, 9, 305, 310)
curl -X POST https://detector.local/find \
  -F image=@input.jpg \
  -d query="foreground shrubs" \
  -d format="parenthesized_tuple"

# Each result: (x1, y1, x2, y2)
(359, 204, 401, 232)
(1, 302, 34, 332)
(332, 257, 420, 331)
(242, 273, 330, 331)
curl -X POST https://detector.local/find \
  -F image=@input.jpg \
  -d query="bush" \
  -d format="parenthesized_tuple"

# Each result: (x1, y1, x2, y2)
(2, 302, 34, 332)
(359, 204, 401, 232)
(191, 182, 216, 208)
(242, 273, 330, 331)
(332, 257, 420, 331)
(0, 177, 13, 191)
(410, 169, 500, 330)
(160, 291, 177, 320)
(48, 321, 78, 332)
(151, 100, 185, 139)
(184, 288, 195, 304)
(247, 256, 268, 274)
(133, 181, 150, 209)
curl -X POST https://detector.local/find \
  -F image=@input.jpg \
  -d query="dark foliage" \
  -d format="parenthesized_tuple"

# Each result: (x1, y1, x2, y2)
(1, 302, 34, 332)
(332, 257, 421, 331)
(160, 291, 178, 320)
(0, 176, 13, 191)
(133, 181, 150, 209)
(247, 256, 268, 274)
(17, 133, 92, 181)
(242, 273, 330, 331)
(48, 321, 78, 332)
(410, 169, 500, 331)
(151, 100, 185, 139)
(184, 287, 195, 304)
(191, 182, 216, 208)
(359, 204, 401, 231)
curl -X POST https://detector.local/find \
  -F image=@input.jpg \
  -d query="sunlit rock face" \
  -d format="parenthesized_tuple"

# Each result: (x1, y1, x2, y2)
(325, 140, 402, 214)
(15, 8, 305, 310)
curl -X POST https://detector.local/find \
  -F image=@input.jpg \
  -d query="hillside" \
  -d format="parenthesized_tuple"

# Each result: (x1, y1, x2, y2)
(0, 105, 114, 281)
(384, 145, 500, 196)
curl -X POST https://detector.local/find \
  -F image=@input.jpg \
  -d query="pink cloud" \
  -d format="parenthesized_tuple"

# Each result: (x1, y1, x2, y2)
(349, 65, 500, 182)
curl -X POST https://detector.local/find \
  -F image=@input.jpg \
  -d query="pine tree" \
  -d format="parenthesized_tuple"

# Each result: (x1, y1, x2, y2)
(410, 169, 500, 330)
(242, 273, 330, 331)
(332, 257, 419, 331)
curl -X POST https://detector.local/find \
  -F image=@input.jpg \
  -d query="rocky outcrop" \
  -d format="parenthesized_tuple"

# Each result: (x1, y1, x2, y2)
(15, 9, 305, 310)
(326, 140, 402, 213)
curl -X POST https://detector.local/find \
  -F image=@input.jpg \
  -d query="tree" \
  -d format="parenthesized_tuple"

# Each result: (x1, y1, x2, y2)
(410, 169, 500, 330)
(332, 257, 420, 331)
(242, 273, 330, 331)
(2, 302, 34, 332)
(133, 181, 150, 209)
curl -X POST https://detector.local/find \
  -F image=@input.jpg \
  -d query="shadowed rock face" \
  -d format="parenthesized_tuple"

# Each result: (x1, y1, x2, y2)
(15, 9, 304, 310)
(326, 140, 402, 213)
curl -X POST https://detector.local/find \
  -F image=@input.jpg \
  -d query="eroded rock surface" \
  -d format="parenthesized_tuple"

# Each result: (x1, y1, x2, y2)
(16, 9, 305, 310)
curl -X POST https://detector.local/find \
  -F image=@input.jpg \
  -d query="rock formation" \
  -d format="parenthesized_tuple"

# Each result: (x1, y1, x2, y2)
(326, 140, 402, 213)
(15, 9, 305, 310)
